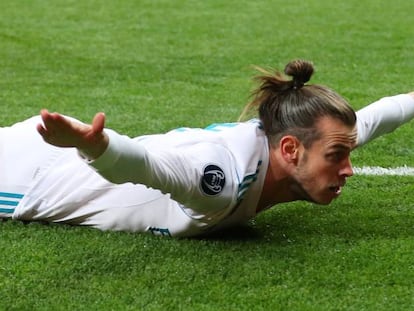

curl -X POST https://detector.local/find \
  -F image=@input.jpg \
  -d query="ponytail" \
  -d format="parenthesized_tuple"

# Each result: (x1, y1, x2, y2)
(239, 60, 356, 147)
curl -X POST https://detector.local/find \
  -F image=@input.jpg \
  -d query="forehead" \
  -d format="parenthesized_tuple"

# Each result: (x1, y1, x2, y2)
(314, 116, 357, 147)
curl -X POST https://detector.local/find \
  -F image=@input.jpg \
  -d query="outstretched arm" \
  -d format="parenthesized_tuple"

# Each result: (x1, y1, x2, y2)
(356, 92, 414, 147)
(37, 109, 109, 160)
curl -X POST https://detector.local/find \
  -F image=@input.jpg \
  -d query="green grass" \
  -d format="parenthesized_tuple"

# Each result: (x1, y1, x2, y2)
(1, 0, 414, 310)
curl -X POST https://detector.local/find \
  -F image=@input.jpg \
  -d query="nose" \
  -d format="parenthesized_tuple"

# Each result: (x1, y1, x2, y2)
(339, 156, 353, 177)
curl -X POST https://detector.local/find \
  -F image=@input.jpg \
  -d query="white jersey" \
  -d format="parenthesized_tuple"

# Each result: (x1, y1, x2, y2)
(7, 118, 268, 237)
(356, 94, 414, 146)
(90, 120, 269, 233)
(2, 94, 414, 237)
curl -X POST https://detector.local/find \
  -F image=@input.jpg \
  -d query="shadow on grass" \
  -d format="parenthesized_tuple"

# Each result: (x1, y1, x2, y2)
(192, 200, 414, 244)
(252, 200, 414, 243)
(3, 198, 413, 244)
(195, 223, 264, 241)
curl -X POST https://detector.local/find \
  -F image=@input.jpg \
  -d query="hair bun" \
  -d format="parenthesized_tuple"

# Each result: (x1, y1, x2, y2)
(284, 59, 314, 89)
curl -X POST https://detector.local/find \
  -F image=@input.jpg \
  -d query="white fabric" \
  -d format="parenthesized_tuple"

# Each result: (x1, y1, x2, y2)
(356, 94, 414, 146)
(1, 93, 413, 237)
(90, 121, 268, 230)
(7, 118, 268, 237)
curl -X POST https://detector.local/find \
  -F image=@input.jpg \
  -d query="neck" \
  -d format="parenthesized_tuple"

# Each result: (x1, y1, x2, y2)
(257, 151, 298, 212)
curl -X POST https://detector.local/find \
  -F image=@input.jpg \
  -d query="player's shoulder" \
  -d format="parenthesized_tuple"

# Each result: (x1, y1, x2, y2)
(136, 119, 265, 150)
(202, 119, 263, 132)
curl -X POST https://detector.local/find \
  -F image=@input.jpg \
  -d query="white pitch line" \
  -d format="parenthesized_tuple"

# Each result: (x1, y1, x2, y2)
(354, 166, 414, 176)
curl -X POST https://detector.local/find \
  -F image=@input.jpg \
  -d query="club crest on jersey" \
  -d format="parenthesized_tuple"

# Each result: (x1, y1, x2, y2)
(200, 164, 226, 196)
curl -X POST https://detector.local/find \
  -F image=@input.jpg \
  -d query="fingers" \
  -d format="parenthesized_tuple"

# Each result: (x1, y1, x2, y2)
(39, 109, 60, 125)
(91, 112, 105, 135)
(38, 109, 64, 137)
(37, 109, 107, 151)
(36, 122, 47, 137)
(39, 109, 65, 130)
(39, 110, 105, 134)
(37, 109, 52, 139)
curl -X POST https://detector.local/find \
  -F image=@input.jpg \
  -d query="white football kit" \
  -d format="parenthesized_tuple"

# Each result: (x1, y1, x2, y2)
(1, 94, 414, 237)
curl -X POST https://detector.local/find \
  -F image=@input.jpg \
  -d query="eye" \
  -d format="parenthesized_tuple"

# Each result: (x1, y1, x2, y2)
(326, 151, 346, 163)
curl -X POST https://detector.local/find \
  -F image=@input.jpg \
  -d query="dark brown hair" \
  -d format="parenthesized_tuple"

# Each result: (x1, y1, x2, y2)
(239, 60, 356, 147)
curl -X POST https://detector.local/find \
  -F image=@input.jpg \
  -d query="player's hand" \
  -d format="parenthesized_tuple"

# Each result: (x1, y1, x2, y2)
(37, 109, 109, 160)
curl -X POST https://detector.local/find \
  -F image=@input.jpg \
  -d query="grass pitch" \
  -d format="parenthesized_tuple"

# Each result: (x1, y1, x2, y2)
(1, 0, 414, 310)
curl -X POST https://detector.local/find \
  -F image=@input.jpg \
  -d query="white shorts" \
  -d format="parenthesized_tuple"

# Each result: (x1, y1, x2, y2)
(0, 117, 209, 237)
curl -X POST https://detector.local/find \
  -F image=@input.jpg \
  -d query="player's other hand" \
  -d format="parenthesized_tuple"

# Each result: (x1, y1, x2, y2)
(37, 109, 109, 160)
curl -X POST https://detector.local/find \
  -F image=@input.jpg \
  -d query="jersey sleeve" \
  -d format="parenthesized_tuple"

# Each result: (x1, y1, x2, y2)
(86, 129, 236, 214)
(356, 94, 414, 146)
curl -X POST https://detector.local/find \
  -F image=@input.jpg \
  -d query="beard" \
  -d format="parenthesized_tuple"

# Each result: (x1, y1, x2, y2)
(290, 151, 320, 204)
(289, 177, 318, 203)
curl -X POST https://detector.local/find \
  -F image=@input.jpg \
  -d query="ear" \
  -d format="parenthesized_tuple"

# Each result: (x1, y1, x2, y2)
(279, 135, 300, 164)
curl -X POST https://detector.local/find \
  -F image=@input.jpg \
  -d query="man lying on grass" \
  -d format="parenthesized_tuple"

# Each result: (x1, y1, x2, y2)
(1, 60, 413, 237)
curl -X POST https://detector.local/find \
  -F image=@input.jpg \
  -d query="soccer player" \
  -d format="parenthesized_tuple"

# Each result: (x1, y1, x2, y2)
(1, 60, 413, 237)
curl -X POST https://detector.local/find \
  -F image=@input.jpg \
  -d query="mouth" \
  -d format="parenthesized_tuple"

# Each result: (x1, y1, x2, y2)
(329, 182, 346, 196)
(329, 186, 342, 195)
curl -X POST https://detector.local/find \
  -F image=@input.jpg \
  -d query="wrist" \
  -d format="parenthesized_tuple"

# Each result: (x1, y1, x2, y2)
(78, 132, 109, 160)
